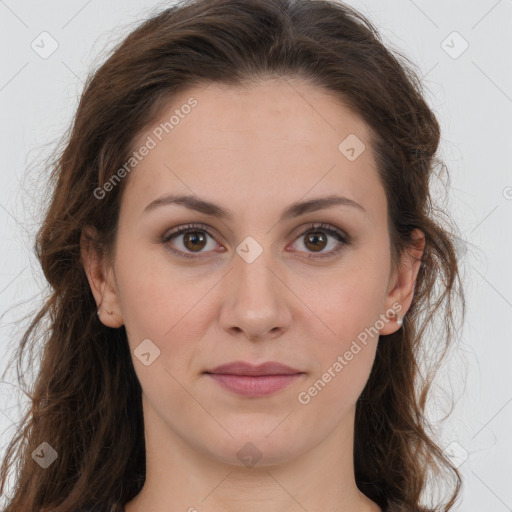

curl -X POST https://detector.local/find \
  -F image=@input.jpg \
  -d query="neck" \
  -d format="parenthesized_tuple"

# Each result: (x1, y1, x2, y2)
(125, 400, 382, 512)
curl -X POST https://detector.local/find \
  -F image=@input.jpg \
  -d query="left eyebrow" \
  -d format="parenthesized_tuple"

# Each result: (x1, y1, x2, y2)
(142, 193, 366, 221)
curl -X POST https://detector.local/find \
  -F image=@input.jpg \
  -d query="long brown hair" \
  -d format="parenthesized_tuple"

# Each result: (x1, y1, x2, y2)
(0, 0, 465, 510)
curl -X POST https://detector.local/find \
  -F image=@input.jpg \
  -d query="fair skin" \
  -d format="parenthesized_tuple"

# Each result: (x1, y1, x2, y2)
(81, 77, 424, 512)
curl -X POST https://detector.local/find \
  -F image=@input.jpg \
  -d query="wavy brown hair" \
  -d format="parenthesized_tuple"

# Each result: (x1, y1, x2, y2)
(0, 0, 466, 511)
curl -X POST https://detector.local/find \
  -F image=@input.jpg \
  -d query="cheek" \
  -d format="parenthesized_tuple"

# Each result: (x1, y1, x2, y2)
(115, 227, 389, 359)
(114, 241, 218, 376)
(312, 268, 389, 347)
(298, 300, 380, 417)
(294, 322, 379, 438)
(301, 255, 388, 392)
(114, 238, 194, 332)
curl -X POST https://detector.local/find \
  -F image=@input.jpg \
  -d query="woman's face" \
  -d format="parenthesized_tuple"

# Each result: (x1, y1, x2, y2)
(85, 77, 422, 467)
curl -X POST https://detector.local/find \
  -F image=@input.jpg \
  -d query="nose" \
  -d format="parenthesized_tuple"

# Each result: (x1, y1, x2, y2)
(219, 250, 293, 342)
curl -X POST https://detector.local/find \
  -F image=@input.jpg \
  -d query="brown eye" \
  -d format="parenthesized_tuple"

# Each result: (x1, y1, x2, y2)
(182, 231, 208, 252)
(303, 231, 328, 252)
(162, 222, 350, 260)
(290, 223, 350, 259)
(162, 224, 219, 259)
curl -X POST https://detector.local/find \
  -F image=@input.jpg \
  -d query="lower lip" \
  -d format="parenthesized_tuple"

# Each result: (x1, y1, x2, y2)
(205, 373, 303, 397)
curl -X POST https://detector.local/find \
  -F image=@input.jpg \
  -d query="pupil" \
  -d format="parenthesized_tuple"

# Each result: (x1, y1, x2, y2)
(185, 232, 205, 251)
(182, 231, 328, 253)
(307, 232, 326, 252)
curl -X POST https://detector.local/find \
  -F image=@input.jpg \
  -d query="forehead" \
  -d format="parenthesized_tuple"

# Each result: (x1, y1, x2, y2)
(122, 77, 385, 222)
(143, 77, 373, 151)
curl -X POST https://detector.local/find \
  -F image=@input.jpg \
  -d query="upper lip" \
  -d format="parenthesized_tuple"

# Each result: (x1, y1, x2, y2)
(205, 361, 304, 376)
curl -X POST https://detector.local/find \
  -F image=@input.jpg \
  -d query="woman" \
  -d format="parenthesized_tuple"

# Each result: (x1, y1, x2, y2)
(0, 0, 465, 511)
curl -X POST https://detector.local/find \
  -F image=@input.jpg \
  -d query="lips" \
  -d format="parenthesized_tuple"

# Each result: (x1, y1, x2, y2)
(204, 361, 305, 397)
(205, 361, 303, 376)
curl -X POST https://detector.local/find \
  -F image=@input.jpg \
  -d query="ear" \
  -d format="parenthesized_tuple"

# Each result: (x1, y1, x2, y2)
(379, 228, 425, 335)
(80, 226, 124, 328)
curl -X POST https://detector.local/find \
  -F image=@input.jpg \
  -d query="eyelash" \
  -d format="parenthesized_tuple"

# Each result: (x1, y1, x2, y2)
(161, 222, 351, 260)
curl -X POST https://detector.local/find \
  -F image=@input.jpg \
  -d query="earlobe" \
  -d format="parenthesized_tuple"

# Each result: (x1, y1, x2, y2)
(80, 227, 124, 328)
(97, 303, 124, 328)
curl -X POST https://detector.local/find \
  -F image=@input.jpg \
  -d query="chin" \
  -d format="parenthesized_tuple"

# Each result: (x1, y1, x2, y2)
(200, 431, 307, 469)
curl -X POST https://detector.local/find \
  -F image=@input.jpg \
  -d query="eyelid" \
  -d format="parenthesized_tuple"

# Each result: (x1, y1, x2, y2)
(161, 222, 351, 259)
(161, 223, 222, 245)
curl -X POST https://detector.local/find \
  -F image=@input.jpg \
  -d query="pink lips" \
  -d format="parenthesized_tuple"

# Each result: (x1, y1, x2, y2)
(204, 361, 305, 397)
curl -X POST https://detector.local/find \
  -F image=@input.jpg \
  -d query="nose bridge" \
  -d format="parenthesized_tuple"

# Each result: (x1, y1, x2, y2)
(219, 237, 291, 338)
(233, 240, 281, 309)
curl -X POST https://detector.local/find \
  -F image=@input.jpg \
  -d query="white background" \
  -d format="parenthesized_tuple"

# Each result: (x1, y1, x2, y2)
(0, 0, 511, 510)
